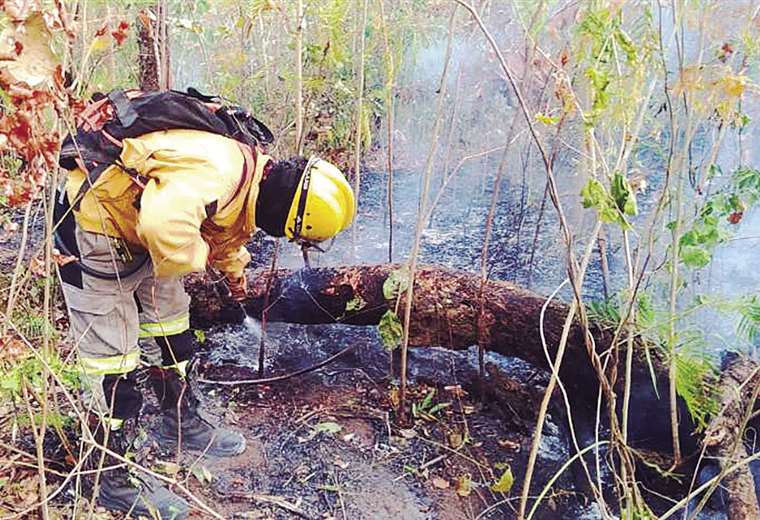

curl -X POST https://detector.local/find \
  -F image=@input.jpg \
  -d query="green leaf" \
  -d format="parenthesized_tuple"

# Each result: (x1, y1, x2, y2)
(580, 178, 608, 209)
(191, 465, 214, 484)
(420, 389, 435, 410)
(0, 371, 21, 395)
(534, 112, 560, 125)
(680, 246, 711, 268)
(427, 402, 451, 415)
(580, 178, 630, 228)
(154, 460, 181, 476)
(636, 293, 655, 328)
(675, 338, 720, 429)
(345, 295, 366, 312)
(491, 466, 514, 493)
(611, 171, 638, 216)
(679, 230, 700, 247)
(383, 267, 410, 300)
(193, 329, 206, 344)
(314, 421, 342, 435)
(378, 310, 403, 351)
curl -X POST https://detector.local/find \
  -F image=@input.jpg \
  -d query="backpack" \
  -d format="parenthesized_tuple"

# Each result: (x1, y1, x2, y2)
(59, 88, 274, 201)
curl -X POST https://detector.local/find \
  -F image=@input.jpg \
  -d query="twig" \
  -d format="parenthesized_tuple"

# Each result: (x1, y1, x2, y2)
(219, 490, 314, 519)
(198, 343, 359, 385)
(377, 0, 395, 263)
(398, 4, 459, 422)
(351, 0, 369, 254)
(2, 200, 33, 336)
(294, 0, 304, 154)
(258, 239, 281, 377)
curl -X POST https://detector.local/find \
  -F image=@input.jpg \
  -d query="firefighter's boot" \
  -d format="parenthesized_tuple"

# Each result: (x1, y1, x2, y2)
(150, 367, 246, 457)
(91, 421, 191, 518)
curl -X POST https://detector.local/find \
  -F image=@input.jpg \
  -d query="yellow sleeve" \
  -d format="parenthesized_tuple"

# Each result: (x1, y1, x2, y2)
(137, 178, 211, 277)
(209, 245, 251, 279)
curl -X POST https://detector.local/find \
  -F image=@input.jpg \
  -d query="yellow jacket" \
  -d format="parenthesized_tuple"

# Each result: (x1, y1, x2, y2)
(66, 129, 269, 279)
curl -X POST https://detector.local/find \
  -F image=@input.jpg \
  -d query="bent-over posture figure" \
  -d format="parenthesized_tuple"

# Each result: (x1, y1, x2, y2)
(59, 119, 354, 517)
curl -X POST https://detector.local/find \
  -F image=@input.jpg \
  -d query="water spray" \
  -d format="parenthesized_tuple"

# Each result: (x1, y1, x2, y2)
(238, 302, 262, 337)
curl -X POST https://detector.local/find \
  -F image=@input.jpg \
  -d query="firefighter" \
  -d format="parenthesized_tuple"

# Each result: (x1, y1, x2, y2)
(59, 128, 355, 517)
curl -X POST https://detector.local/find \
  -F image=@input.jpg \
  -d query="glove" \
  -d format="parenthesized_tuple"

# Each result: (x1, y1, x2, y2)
(225, 273, 248, 302)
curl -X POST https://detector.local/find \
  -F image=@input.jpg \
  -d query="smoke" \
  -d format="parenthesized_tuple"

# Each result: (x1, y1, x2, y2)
(167, 4, 760, 353)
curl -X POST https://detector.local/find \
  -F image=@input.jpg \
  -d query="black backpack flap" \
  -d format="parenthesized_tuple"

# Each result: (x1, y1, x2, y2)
(59, 132, 122, 171)
(216, 106, 274, 146)
(183, 87, 221, 103)
(58, 88, 273, 176)
(103, 90, 230, 142)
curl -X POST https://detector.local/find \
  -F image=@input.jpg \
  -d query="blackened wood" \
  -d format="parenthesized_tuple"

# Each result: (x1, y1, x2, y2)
(702, 354, 760, 520)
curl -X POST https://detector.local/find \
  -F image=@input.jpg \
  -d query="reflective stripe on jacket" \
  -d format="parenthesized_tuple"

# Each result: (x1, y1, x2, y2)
(65, 129, 270, 279)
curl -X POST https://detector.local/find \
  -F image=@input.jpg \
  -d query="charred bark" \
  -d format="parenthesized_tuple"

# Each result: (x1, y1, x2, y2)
(188, 265, 633, 401)
(701, 354, 760, 519)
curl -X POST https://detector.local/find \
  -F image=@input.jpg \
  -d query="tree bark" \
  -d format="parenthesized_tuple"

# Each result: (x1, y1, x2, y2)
(187, 265, 629, 398)
(702, 354, 760, 520)
(136, 3, 170, 91)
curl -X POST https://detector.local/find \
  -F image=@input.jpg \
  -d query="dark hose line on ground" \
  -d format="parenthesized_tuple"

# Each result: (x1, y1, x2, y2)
(196, 343, 359, 385)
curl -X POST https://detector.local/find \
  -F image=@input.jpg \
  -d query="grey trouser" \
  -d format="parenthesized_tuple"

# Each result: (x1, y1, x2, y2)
(60, 225, 192, 423)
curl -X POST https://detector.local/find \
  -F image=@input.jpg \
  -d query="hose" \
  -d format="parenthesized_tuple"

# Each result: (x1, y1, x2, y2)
(196, 343, 359, 386)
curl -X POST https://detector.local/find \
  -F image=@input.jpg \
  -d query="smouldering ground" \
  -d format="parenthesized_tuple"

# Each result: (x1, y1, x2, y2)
(132, 321, 587, 519)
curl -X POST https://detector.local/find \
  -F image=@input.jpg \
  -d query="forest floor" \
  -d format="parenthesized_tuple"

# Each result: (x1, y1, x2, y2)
(0, 319, 591, 519)
(140, 321, 585, 519)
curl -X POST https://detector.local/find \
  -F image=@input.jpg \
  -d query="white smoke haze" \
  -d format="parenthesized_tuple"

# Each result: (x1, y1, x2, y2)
(169, 2, 760, 354)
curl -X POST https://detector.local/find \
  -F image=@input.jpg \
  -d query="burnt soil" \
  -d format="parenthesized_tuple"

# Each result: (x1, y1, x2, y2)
(140, 321, 588, 520)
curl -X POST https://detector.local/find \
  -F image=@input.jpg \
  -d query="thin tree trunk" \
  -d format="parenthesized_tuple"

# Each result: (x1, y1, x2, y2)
(351, 0, 369, 251)
(137, 5, 169, 92)
(157, 0, 171, 90)
(597, 231, 611, 301)
(294, 0, 304, 154)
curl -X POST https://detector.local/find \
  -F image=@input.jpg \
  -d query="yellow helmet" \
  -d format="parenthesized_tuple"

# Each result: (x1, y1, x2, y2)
(285, 157, 356, 243)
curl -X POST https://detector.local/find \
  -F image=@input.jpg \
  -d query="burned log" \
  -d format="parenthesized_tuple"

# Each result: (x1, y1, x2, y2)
(188, 265, 633, 402)
(183, 265, 726, 453)
(186, 264, 760, 509)
(188, 265, 593, 375)
(700, 354, 760, 519)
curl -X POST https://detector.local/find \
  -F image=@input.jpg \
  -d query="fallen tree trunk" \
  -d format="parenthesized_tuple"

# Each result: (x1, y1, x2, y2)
(184, 264, 707, 450)
(187, 265, 595, 377)
(187, 265, 641, 402)
(701, 354, 760, 520)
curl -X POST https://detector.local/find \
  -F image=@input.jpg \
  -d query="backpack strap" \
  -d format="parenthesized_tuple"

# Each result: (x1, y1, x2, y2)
(204, 200, 218, 219)
(71, 162, 109, 211)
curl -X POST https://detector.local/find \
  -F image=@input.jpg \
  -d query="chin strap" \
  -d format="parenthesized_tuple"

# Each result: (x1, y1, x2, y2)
(290, 156, 319, 241)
